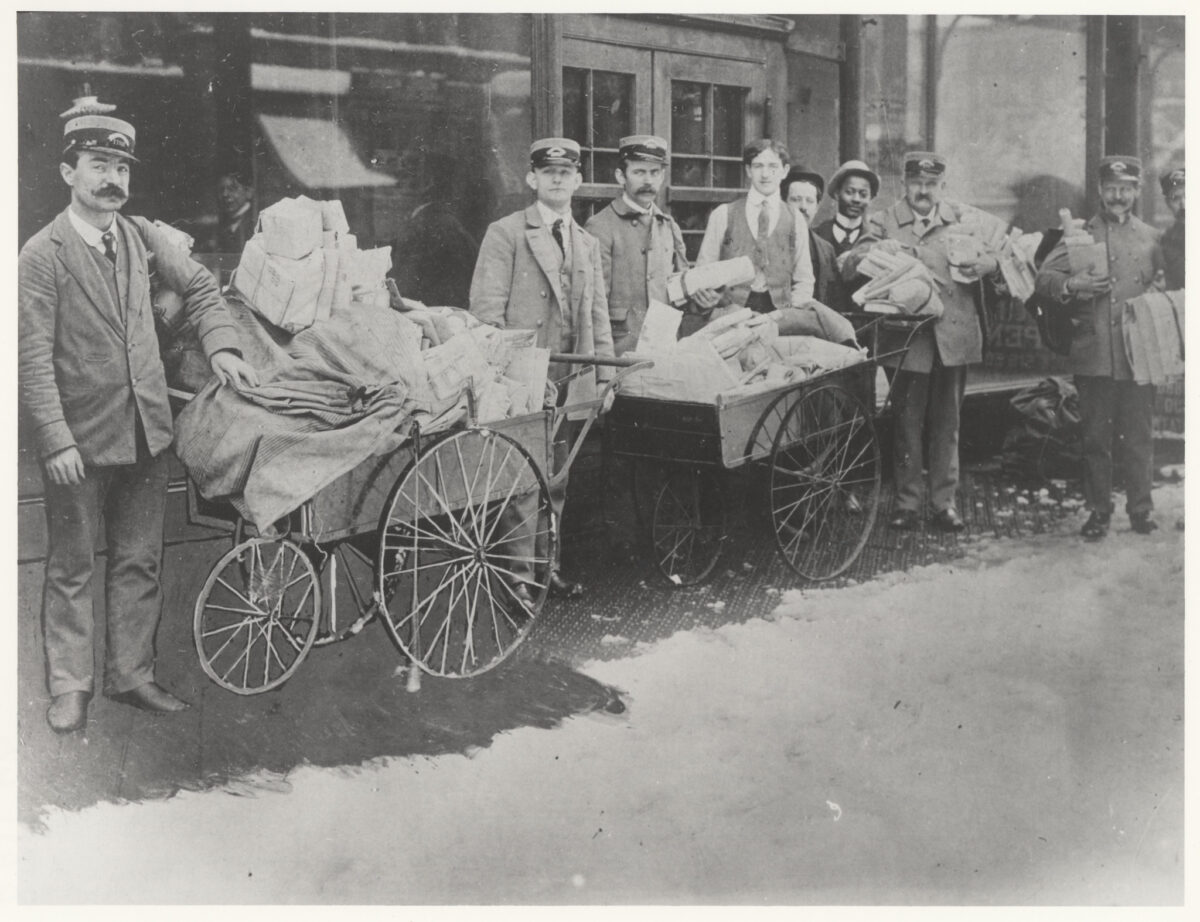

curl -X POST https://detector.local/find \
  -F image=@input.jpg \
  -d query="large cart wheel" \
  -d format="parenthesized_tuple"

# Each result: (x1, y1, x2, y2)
(650, 466, 727, 586)
(194, 536, 322, 694)
(769, 382, 880, 581)
(376, 427, 554, 678)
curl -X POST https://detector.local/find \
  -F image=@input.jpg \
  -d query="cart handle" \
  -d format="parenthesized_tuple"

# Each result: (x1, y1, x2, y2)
(547, 352, 647, 368)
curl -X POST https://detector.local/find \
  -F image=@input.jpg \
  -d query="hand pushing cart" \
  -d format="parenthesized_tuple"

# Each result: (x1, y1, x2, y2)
(186, 355, 644, 695)
(606, 314, 930, 586)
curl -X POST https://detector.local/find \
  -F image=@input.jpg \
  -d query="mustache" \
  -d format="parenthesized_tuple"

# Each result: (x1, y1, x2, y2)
(97, 185, 127, 199)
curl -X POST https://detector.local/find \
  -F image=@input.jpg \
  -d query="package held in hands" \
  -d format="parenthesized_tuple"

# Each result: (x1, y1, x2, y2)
(233, 236, 326, 333)
(666, 256, 755, 306)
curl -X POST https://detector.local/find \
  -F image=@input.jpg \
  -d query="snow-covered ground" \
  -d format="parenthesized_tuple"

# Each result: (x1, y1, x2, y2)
(18, 483, 1186, 909)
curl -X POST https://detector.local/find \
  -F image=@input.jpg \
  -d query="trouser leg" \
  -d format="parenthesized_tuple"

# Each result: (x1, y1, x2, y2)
(101, 449, 169, 695)
(1114, 380, 1155, 517)
(890, 369, 930, 512)
(926, 362, 968, 513)
(41, 466, 110, 697)
(1075, 375, 1116, 515)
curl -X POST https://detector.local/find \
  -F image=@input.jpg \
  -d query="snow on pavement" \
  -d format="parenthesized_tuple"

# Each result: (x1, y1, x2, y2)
(18, 483, 1186, 906)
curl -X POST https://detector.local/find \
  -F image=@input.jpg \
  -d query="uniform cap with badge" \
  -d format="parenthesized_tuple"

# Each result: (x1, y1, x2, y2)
(530, 137, 582, 169)
(1098, 155, 1142, 184)
(61, 94, 138, 162)
(903, 151, 946, 179)
(1160, 167, 1184, 196)
(619, 135, 669, 164)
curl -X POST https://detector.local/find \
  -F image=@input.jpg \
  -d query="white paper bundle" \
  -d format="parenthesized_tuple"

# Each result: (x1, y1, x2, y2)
(633, 300, 682, 355)
(423, 330, 492, 401)
(666, 256, 756, 306)
(1123, 290, 1185, 385)
(232, 236, 326, 332)
(258, 198, 324, 260)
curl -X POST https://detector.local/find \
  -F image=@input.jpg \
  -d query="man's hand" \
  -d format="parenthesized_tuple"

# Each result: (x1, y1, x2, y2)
(958, 254, 999, 280)
(690, 287, 721, 310)
(44, 446, 85, 486)
(1066, 270, 1112, 298)
(210, 350, 260, 389)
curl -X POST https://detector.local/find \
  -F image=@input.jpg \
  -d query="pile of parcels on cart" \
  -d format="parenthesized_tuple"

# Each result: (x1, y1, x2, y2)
(225, 195, 555, 425)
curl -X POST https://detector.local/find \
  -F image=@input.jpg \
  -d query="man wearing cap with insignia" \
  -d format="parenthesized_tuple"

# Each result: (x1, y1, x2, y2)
(781, 164, 848, 313)
(1034, 155, 1165, 540)
(19, 95, 259, 733)
(470, 136, 614, 599)
(1159, 166, 1184, 290)
(585, 134, 719, 354)
(844, 151, 1003, 533)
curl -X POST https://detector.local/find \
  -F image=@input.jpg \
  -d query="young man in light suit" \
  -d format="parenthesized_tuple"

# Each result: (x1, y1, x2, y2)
(18, 97, 258, 733)
(469, 137, 615, 598)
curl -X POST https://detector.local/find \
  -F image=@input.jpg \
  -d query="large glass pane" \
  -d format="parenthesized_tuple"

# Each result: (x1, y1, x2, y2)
(563, 67, 589, 146)
(712, 85, 745, 157)
(591, 70, 633, 149)
(713, 160, 744, 190)
(671, 156, 709, 189)
(671, 80, 708, 155)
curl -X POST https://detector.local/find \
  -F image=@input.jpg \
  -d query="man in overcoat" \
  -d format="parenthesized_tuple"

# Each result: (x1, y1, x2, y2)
(1034, 155, 1164, 539)
(585, 134, 718, 353)
(844, 151, 1001, 532)
(780, 164, 848, 313)
(469, 137, 615, 598)
(1159, 166, 1184, 290)
(18, 97, 258, 733)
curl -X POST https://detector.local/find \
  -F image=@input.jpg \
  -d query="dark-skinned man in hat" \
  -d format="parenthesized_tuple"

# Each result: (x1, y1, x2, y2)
(813, 159, 881, 258)
(1034, 155, 1165, 540)
(469, 137, 615, 599)
(585, 134, 719, 354)
(844, 151, 1002, 533)
(19, 96, 259, 733)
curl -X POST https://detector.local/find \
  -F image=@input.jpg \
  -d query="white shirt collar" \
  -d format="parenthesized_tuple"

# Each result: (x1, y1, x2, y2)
(68, 207, 116, 253)
(536, 201, 571, 230)
(747, 188, 779, 211)
(835, 213, 864, 229)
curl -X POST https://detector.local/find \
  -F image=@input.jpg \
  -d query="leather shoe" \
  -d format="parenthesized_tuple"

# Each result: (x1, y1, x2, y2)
(889, 509, 921, 530)
(1080, 511, 1110, 540)
(930, 508, 966, 533)
(109, 682, 190, 714)
(548, 571, 585, 598)
(47, 691, 90, 734)
(1130, 513, 1158, 535)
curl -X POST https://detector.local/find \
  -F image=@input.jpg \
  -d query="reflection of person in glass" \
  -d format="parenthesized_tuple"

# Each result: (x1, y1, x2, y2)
(1034, 156, 1165, 540)
(207, 169, 256, 255)
(585, 134, 718, 354)
(1160, 167, 1184, 290)
(844, 152, 1002, 534)
(780, 164, 847, 314)
(469, 137, 615, 601)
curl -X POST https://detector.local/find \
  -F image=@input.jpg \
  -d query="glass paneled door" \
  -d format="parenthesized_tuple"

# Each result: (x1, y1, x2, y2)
(562, 37, 766, 257)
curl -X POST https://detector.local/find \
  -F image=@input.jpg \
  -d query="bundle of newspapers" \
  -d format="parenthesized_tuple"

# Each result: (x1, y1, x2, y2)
(621, 303, 866, 404)
(231, 195, 393, 333)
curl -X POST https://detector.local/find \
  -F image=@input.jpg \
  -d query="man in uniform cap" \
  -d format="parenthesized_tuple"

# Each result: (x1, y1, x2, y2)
(813, 159, 881, 257)
(585, 134, 718, 354)
(1159, 166, 1184, 290)
(844, 151, 1002, 533)
(1035, 154, 1164, 540)
(469, 136, 615, 598)
(19, 96, 258, 733)
(780, 164, 848, 313)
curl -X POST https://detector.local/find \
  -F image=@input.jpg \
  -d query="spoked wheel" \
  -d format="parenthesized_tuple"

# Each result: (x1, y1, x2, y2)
(650, 466, 727, 586)
(769, 382, 880, 580)
(376, 428, 554, 678)
(194, 537, 322, 694)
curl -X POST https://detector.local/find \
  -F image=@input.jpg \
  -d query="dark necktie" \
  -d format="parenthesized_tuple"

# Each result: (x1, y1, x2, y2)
(102, 231, 117, 265)
(753, 203, 771, 272)
(551, 218, 565, 256)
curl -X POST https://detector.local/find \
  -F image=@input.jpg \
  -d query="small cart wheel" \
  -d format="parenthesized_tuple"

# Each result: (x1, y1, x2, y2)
(650, 466, 727, 586)
(193, 536, 322, 694)
(311, 536, 381, 647)
(769, 382, 880, 581)
(376, 427, 554, 678)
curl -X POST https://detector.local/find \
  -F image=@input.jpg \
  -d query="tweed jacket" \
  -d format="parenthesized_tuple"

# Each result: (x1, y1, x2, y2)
(1034, 212, 1163, 379)
(469, 204, 615, 381)
(585, 196, 688, 353)
(19, 208, 243, 466)
(845, 198, 996, 372)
